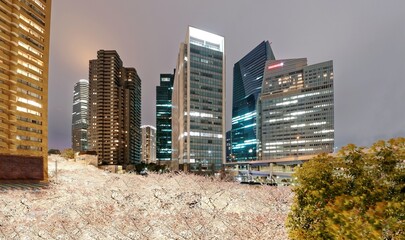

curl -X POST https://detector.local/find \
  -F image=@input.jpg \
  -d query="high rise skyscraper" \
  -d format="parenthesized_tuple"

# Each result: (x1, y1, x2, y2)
(156, 71, 174, 161)
(71, 79, 89, 152)
(123, 67, 142, 164)
(172, 26, 225, 173)
(88, 50, 141, 167)
(0, 0, 52, 181)
(141, 125, 156, 164)
(258, 58, 334, 159)
(231, 41, 275, 162)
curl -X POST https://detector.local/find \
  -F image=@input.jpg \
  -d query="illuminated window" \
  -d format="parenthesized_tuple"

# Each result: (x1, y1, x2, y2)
(17, 97, 42, 108)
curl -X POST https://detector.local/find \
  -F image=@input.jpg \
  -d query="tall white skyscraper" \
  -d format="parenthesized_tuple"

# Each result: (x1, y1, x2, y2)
(172, 27, 225, 173)
(71, 79, 89, 152)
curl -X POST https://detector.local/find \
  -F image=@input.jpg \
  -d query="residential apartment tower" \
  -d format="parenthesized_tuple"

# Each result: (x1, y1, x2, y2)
(88, 50, 141, 167)
(0, 0, 52, 181)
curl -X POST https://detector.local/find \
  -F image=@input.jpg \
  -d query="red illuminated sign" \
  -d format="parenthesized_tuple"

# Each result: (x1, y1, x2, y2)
(268, 62, 284, 70)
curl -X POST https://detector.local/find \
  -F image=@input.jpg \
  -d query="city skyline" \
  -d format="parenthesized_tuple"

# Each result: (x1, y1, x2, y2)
(49, 0, 405, 150)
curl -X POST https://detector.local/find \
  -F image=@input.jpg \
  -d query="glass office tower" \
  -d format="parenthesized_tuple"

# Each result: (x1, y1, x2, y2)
(258, 59, 334, 159)
(71, 79, 89, 152)
(156, 72, 174, 161)
(231, 41, 275, 161)
(172, 27, 225, 172)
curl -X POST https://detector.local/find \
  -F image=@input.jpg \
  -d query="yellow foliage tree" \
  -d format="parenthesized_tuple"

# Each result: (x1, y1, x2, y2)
(61, 148, 75, 160)
(287, 138, 405, 239)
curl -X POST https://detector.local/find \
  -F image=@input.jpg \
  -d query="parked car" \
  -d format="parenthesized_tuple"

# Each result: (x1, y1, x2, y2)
(140, 168, 148, 176)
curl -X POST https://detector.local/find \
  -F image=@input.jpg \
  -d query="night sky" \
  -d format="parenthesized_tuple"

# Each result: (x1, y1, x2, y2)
(49, 0, 405, 150)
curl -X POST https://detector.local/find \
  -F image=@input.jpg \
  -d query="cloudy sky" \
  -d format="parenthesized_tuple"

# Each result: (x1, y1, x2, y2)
(49, 0, 405, 150)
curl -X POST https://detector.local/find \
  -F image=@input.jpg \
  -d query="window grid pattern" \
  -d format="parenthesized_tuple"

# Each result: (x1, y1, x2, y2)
(259, 60, 334, 160)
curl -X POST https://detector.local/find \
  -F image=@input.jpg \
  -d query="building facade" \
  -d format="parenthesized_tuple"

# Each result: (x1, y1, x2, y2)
(258, 58, 334, 160)
(88, 50, 141, 167)
(141, 125, 156, 164)
(71, 79, 89, 152)
(0, 0, 52, 181)
(231, 41, 275, 162)
(172, 27, 225, 173)
(123, 67, 142, 164)
(156, 71, 174, 161)
(226, 130, 232, 162)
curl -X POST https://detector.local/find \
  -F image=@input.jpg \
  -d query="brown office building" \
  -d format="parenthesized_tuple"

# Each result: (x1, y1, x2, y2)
(0, 0, 52, 181)
(88, 50, 141, 167)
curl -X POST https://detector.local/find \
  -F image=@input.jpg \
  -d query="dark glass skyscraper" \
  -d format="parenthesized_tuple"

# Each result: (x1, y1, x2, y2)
(231, 41, 275, 161)
(156, 71, 174, 161)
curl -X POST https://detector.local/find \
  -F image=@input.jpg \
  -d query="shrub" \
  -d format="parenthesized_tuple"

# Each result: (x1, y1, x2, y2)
(61, 148, 75, 159)
(48, 149, 61, 155)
